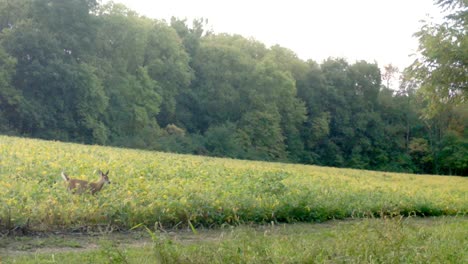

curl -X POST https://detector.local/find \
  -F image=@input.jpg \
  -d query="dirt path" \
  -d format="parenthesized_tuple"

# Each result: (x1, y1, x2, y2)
(1, 230, 163, 257)
(2, 218, 459, 258)
(0, 227, 227, 257)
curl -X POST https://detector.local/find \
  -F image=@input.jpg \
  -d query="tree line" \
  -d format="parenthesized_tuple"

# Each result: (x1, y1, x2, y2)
(0, 0, 466, 175)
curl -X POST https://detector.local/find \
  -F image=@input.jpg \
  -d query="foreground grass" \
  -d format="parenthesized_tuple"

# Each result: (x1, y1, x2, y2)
(0, 135, 467, 231)
(3, 217, 467, 264)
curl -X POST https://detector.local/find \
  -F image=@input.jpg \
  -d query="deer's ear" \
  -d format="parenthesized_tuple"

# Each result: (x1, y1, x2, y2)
(105, 170, 109, 175)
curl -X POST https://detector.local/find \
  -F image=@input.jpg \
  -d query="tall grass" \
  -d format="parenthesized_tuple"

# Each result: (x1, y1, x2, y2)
(3, 217, 467, 263)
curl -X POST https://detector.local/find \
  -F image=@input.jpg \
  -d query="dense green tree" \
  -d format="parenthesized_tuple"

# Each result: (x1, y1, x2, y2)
(145, 21, 193, 126)
(185, 35, 256, 131)
(405, 0, 467, 117)
(439, 130, 468, 175)
(377, 87, 419, 172)
(170, 17, 208, 60)
(259, 47, 308, 161)
(0, 46, 22, 132)
(238, 108, 286, 160)
(203, 122, 244, 158)
(409, 137, 434, 173)
(0, 0, 30, 31)
(1, 1, 107, 142)
(31, 0, 99, 60)
(246, 56, 306, 161)
(296, 61, 329, 163)
(93, 4, 191, 147)
(93, 4, 191, 146)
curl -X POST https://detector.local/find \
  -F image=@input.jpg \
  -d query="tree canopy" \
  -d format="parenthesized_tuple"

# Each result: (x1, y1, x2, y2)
(0, 0, 466, 175)
(404, 0, 467, 117)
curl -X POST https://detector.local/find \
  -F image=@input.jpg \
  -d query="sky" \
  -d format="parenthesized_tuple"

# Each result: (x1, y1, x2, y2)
(103, 0, 443, 72)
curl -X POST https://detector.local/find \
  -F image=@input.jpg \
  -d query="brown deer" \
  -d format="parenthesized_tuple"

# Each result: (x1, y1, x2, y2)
(61, 170, 111, 194)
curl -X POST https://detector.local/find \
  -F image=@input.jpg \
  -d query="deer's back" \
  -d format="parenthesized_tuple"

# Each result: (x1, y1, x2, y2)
(68, 179, 91, 193)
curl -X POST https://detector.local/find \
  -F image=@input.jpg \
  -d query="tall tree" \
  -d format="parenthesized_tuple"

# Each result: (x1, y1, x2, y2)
(404, 0, 467, 117)
(0, 45, 22, 132)
(145, 21, 193, 126)
(94, 3, 162, 146)
(261, 46, 308, 161)
(31, 0, 99, 60)
(184, 35, 256, 132)
(1, 0, 107, 142)
(247, 54, 306, 161)
(170, 17, 207, 60)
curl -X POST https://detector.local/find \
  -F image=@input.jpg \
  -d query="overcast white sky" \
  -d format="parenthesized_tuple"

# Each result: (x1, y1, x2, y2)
(104, 0, 443, 72)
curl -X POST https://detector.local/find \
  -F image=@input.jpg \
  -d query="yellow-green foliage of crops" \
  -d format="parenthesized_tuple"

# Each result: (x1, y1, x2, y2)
(0, 135, 467, 231)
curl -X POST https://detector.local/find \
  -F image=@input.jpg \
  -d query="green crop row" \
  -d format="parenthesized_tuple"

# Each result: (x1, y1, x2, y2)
(0, 135, 467, 231)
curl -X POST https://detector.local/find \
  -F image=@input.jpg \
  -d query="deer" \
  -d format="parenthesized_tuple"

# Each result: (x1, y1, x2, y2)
(61, 170, 111, 195)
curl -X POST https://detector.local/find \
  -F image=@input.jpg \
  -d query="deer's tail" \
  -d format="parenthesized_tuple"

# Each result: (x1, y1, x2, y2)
(61, 171, 69, 181)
